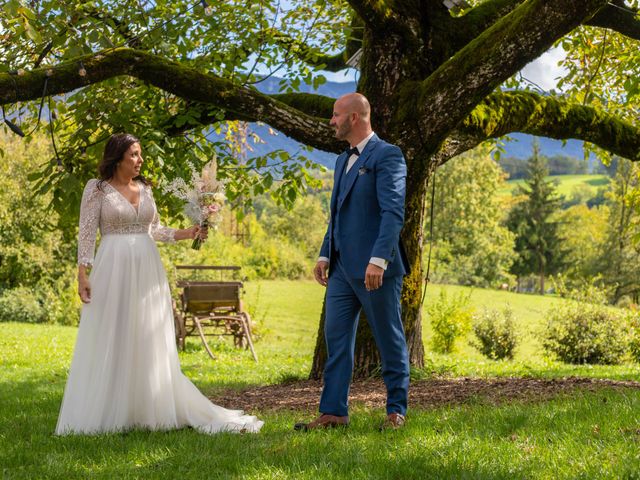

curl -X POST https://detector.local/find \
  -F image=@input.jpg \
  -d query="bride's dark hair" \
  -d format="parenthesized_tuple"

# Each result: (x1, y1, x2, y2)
(97, 133, 148, 188)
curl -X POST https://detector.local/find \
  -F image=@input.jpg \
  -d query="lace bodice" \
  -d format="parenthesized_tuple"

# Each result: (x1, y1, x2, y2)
(78, 179, 176, 266)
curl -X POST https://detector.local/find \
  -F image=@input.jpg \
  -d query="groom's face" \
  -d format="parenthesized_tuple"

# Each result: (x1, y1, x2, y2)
(330, 100, 353, 141)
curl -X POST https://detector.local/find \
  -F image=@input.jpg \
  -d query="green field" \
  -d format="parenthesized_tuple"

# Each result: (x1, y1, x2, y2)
(497, 174, 610, 198)
(2, 281, 640, 479)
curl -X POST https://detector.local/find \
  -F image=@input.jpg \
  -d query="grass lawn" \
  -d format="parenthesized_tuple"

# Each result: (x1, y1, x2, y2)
(497, 174, 610, 199)
(2, 281, 640, 479)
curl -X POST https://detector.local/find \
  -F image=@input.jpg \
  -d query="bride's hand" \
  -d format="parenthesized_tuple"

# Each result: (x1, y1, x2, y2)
(184, 225, 208, 241)
(197, 225, 209, 241)
(78, 275, 91, 304)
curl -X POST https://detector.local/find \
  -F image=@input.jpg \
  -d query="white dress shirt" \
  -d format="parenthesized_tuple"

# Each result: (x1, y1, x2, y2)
(319, 132, 388, 270)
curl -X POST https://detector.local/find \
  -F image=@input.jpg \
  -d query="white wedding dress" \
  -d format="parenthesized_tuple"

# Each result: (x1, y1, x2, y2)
(56, 179, 263, 435)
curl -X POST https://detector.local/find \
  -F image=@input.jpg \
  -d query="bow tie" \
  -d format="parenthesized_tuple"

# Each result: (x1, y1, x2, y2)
(346, 147, 360, 157)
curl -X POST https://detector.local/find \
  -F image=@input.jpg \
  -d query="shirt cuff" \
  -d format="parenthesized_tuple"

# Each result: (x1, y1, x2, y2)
(369, 257, 388, 270)
(318, 256, 330, 264)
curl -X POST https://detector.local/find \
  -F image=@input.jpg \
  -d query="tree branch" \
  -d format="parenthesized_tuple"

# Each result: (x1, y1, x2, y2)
(445, 0, 640, 67)
(431, 131, 486, 166)
(449, 91, 640, 161)
(0, 48, 341, 153)
(346, 0, 399, 29)
(447, 0, 522, 53)
(585, 1, 640, 40)
(163, 93, 335, 137)
(401, 0, 609, 153)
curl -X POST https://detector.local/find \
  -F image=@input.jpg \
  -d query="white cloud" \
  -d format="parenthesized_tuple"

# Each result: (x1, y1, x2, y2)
(520, 46, 568, 91)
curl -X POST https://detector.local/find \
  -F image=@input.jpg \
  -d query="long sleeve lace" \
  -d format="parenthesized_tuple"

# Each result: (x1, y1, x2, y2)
(147, 186, 176, 243)
(77, 179, 102, 266)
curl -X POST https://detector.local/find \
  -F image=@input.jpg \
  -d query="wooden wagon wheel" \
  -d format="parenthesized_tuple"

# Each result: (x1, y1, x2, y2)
(193, 315, 216, 360)
(172, 299, 186, 351)
(239, 312, 258, 362)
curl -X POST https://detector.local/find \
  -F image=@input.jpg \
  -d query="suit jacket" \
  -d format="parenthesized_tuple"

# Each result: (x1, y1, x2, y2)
(320, 134, 409, 279)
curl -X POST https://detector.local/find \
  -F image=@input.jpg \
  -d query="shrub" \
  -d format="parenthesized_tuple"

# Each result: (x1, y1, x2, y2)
(627, 312, 640, 363)
(40, 277, 82, 326)
(472, 308, 518, 360)
(0, 287, 47, 323)
(552, 275, 614, 304)
(428, 290, 473, 354)
(543, 301, 628, 365)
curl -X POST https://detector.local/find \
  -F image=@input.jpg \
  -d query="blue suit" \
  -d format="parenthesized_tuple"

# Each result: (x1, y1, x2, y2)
(319, 134, 410, 417)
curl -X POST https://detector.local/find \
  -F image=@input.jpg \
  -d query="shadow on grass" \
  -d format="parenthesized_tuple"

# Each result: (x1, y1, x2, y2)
(584, 177, 610, 187)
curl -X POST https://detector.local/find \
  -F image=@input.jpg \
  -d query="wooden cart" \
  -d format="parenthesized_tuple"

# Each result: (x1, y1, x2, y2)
(173, 265, 258, 362)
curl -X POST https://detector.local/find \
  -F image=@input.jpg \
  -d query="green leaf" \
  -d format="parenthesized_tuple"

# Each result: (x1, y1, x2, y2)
(26, 171, 43, 182)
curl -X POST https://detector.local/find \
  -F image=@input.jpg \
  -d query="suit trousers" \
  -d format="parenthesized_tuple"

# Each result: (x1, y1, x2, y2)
(319, 255, 410, 417)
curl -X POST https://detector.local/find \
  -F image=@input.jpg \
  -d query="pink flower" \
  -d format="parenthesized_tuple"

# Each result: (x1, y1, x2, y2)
(207, 204, 221, 213)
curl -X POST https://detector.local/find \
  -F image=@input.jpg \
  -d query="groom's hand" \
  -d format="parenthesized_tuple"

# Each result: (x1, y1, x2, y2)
(365, 263, 384, 291)
(314, 261, 329, 287)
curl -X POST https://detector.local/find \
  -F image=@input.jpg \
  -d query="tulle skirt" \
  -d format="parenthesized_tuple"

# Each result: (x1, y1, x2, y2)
(56, 234, 263, 435)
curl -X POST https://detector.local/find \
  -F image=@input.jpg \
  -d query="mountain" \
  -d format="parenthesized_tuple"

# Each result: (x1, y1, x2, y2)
(501, 134, 592, 162)
(214, 78, 593, 170)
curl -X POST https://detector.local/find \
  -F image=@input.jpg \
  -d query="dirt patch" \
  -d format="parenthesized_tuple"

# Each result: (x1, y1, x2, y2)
(211, 377, 640, 413)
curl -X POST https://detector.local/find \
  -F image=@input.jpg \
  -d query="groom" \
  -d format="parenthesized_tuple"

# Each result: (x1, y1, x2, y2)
(296, 93, 410, 431)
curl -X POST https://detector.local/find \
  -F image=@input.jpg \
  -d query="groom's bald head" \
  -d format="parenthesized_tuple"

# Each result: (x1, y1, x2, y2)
(331, 93, 373, 144)
(338, 93, 371, 124)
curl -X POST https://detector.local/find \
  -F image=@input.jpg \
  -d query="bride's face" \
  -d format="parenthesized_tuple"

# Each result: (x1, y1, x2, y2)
(117, 143, 144, 178)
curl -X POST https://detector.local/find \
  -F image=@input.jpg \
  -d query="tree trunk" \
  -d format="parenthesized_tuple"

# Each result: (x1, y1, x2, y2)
(539, 255, 545, 295)
(399, 156, 430, 369)
(309, 291, 328, 380)
(309, 296, 386, 380)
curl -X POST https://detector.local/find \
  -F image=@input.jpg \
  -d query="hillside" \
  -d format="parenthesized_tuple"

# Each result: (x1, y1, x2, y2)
(497, 174, 610, 199)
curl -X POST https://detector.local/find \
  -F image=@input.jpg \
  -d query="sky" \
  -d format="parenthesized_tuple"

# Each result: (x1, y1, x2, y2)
(520, 47, 567, 91)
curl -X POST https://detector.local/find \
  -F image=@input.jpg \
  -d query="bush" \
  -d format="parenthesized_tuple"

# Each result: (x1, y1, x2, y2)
(40, 277, 82, 326)
(428, 290, 473, 353)
(543, 301, 628, 365)
(0, 287, 47, 323)
(553, 275, 614, 304)
(472, 308, 518, 360)
(627, 312, 640, 363)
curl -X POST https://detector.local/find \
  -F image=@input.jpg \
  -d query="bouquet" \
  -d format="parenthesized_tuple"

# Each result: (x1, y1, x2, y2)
(164, 158, 226, 250)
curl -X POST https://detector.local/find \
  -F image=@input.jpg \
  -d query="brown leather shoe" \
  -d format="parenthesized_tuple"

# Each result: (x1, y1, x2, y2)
(379, 413, 405, 431)
(294, 414, 349, 431)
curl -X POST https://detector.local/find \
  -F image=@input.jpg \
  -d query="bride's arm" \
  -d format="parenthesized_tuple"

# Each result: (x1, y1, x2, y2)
(147, 186, 208, 242)
(77, 179, 101, 304)
(173, 225, 205, 241)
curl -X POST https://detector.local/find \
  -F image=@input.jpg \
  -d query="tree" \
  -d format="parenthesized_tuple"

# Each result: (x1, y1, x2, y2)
(506, 141, 566, 294)
(0, 131, 81, 325)
(598, 158, 640, 303)
(556, 204, 608, 285)
(2, 0, 640, 375)
(426, 147, 515, 287)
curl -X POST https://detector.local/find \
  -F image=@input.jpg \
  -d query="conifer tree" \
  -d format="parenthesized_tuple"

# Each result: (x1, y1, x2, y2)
(507, 141, 565, 294)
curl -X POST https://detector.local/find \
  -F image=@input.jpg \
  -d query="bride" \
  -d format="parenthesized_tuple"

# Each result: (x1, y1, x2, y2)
(56, 133, 263, 435)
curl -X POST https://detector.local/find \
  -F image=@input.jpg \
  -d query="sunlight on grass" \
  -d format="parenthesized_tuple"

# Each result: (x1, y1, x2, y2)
(497, 174, 610, 198)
